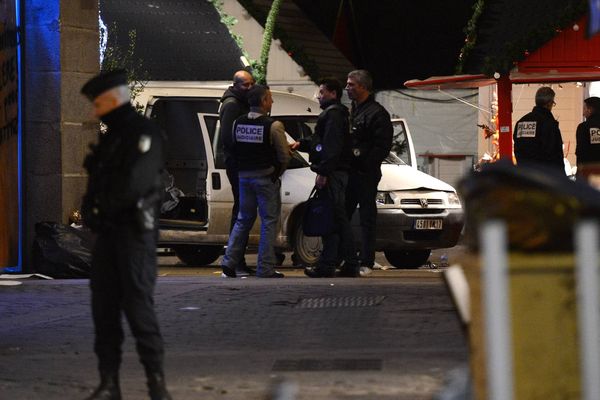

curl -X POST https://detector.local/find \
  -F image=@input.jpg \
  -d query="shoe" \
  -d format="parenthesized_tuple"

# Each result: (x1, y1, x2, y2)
(146, 371, 172, 400)
(258, 271, 285, 278)
(235, 264, 255, 277)
(359, 266, 373, 277)
(304, 267, 335, 278)
(85, 372, 121, 400)
(337, 265, 360, 278)
(221, 265, 236, 278)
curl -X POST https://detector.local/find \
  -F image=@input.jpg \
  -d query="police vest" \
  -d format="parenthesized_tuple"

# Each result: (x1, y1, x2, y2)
(232, 114, 276, 171)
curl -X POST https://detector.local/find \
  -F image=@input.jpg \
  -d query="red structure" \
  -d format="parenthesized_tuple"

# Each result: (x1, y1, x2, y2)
(406, 16, 600, 160)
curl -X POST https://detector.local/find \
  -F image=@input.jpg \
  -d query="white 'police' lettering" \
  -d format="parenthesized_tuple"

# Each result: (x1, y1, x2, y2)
(516, 121, 537, 138)
(235, 124, 264, 143)
(590, 128, 600, 144)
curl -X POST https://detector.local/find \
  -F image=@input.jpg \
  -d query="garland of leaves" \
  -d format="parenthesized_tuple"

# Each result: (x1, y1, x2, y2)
(457, 0, 587, 76)
(237, 0, 320, 83)
(208, 0, 257, 71)
(253, 0, 282, 84)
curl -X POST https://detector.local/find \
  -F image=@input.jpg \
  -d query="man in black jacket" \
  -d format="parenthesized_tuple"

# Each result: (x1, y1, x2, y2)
(81, 70, 171, 400)
(219, 70, 255, 275)
(576, 96, 600, 177)
(513, 86, 564, 172)
(291, 78, 360, 277)
(345, 70, 393, 277)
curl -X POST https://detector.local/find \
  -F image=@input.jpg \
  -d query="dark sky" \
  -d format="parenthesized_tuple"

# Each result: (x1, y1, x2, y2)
(295, 0, 477, 89)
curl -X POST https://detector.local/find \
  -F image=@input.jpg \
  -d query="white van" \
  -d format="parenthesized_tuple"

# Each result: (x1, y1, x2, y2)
(139, 82, 463, 269)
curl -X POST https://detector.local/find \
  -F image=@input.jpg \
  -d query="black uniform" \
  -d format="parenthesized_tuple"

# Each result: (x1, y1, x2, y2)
(576, 112, 600, 166)
(219, 87, 250, 231)
(298, 100, 358, 275)
(346, 96, 393, 268)
(82, 103, 165, 376)
(513, 105, 564, 171)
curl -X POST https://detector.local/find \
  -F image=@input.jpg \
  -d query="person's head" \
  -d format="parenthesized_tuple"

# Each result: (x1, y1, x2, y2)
(81, 69, 130, 118)
(583, 96, 600, 119)
(317, 78, 343, 106)
(232, 70, 255, 92)
(346, 69, 372, 103)
(535, 86, 556, 110)
(247, 84, 273, 113)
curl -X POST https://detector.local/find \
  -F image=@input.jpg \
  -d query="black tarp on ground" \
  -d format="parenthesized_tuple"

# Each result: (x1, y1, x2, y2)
(100, 0, 244, 81)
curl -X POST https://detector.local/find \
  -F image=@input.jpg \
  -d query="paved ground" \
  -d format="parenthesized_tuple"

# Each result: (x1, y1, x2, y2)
(0, 248, 469, 400)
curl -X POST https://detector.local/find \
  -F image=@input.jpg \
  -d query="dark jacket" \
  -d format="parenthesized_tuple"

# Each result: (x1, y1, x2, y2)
(349, 95, 393, 174)
(576, 112, 600, 165)
(232, 114, 276, 171)
(513, 105, 564, 170)
(82, 103, 164, 231)
(298, 100, 352, 176)
(219, 87, 249, 167)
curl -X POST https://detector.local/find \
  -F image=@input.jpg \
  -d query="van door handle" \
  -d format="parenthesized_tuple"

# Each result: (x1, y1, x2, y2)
(212, 172, 221, 190)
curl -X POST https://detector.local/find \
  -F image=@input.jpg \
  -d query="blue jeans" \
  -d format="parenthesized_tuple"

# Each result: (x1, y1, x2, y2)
(222, 176, 281, 276)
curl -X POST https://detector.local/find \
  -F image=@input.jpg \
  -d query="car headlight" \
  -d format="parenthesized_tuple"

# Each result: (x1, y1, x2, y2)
(447, 192, 461, 207)
(376, 191, 394, 205)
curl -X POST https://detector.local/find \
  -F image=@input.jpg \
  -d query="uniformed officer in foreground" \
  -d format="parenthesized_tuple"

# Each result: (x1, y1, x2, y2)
(291, 78, 360, 277)
(221, 84, 290, 278)
(81, 70, 172, 400)
(575, 96, 600, 177)
(345, 70, 393, 276)
(513, 86, 564, 172)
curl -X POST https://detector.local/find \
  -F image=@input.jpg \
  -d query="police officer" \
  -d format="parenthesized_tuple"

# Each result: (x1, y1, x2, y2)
(80, 70, 171, 400)
(219, 70, 255, 275)
(345, 70, 393, 277)
(513, 86, 564, 172)
(291, 78, 360, 278)
(575, 96, 600, 177)
(221, 84, 290, 278)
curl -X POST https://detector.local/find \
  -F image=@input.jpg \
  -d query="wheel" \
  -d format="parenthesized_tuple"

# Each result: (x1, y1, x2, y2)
(172, 245, 223, 266)
(384, 249, 431, 269)
(292, 220, 322, 267)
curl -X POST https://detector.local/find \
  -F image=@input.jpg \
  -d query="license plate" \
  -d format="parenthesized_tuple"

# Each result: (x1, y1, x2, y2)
(414, 219, 443, 230)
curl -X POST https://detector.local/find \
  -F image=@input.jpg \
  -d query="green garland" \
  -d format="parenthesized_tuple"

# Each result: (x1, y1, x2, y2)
(456, 0, 486, 74)
(457, 0, 587, 76)
(208, 0, 257, 70)
(254, 0, 282, 84)
(237, 0, 321, 83)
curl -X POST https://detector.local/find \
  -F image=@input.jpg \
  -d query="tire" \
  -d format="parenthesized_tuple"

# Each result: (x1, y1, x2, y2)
(384, 249, 431, 269)
(292, 220, 322, 267)
(172, 245, 223, 266)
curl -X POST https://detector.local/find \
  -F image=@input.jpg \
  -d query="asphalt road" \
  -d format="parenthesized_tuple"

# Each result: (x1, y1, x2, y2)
(0, 248, 468, 400)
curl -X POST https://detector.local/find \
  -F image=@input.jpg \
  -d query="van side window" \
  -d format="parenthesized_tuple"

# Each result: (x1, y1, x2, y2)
(392, 121, 411, 166)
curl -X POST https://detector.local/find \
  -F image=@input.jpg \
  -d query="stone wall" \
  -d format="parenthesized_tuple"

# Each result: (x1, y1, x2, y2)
(23, 0, 99, 270)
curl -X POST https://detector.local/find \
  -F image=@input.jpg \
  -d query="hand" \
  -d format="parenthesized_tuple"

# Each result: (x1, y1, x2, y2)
(290, 141, 300, 150)
(315, 174, 327, 189)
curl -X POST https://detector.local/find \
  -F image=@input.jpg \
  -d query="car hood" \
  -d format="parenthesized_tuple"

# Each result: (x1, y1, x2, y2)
(379, 164, 457, 192)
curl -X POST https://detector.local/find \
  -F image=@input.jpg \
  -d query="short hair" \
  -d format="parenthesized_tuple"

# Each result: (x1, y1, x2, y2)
(535, 87, 556, 107)
(584, 97, 600, 114)
(318, 78, 343, 100)
(247, 84, 270, 107)
(347, 69, 373, 92)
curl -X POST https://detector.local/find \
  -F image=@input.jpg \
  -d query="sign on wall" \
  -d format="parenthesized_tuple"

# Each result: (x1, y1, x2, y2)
(0, 1, 19, 268)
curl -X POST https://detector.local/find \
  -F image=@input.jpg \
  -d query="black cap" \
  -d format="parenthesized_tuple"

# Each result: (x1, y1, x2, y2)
(81, 69, 128, 100)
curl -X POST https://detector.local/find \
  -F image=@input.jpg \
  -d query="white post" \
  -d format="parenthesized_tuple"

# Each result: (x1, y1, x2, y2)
(481, 220, 514, 400)
(575, 221, 600, 400)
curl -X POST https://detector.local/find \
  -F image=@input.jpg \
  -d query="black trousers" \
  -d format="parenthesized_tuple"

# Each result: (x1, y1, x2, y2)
(90, 225, 164, 373)
(345, 170, 381, 267)
(319, 171, 358, 270)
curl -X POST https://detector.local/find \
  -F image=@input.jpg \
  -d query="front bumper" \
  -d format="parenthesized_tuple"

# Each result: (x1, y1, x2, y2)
(372, 208, 464, 250)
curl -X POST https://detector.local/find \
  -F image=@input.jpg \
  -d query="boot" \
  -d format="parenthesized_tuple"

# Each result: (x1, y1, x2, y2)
(85, 371, 121, 400)
(146, 371, 173, 400)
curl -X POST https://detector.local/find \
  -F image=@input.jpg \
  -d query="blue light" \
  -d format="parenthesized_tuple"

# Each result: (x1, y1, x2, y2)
(4, 0, 22, 273)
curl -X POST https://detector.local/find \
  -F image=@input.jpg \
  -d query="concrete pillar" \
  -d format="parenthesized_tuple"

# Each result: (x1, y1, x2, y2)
(23, 0, 99, 270)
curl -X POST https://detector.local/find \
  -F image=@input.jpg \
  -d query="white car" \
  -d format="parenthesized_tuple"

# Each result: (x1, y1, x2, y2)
(140, 83, 463, 268)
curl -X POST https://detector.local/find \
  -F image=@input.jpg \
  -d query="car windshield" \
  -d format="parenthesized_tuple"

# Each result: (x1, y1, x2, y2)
(390, 121, 411, 166)
(383, 151, 407, 165)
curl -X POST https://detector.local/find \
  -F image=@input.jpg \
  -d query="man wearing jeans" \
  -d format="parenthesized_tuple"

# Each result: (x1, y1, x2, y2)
(221, 85, 290, 278)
